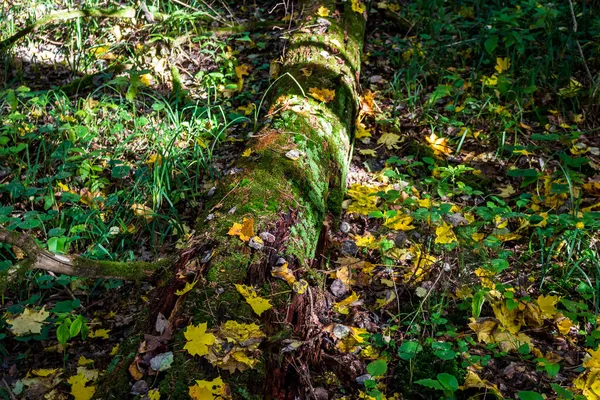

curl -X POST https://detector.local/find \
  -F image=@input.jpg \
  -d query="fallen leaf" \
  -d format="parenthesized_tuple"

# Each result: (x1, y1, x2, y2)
(184, 322, 216, 357)
(88, 329, 110, 339)
(334, 292, 360, 314)
(189, 377, 229, 400)
(317, 6, 330, 17)
(235, 284, 273, 316)
(175, 279, 198, 296)
(351, 0, 366, 13)
(228, 218, 254, 242)
(435, 222, 457, 244)
(7, 307, 50, 336)
(309, 87, 335, 102)
(131, 203, 154, 221)
(68, 371, 96, 400)
(495, 57, 511, 74)
(377, 132, 401, 149)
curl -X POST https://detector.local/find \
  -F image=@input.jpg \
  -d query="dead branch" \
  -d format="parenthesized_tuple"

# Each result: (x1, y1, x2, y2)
(0, 228, 174, 280)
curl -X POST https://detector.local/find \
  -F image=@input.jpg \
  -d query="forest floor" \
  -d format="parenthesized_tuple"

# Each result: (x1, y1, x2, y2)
(1, 1, 600, 399)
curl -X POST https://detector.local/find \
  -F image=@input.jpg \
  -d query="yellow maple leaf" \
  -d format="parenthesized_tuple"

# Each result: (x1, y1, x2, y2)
(242, 148, 252, 157)
(537, 295, 560, 319)
(435, 222, 457, 244)
(385, 214, 415, 231)
(227, 218, 254, 241)
(176, 279, 198, 296)
(68, 372, 96, 400)
(351, 0, 366, 13)
(184, 322, 216, 357)
(235, 284, 272, 316)
(495, 57, 511, 74)
(145, 153, 163, 166)
(88, 329, 110, 339)
(189, 376, 229, 400)
(556, 315, 574, 334)
(139, 73, 154, 86)
(377, 132, 400, 149)
(334, 292, 360, 314)
(355, 121, 372, 140)
(426, 133, 452, 156)
(7, 307, 50, 336)
(355, 234, 378, 249)
(235, 65, 251, 80)
(309, 87, 336, 102)
(271, 262, 296, 285)
(148, 389, 161, 400)
(584, 348, 600, 370)
(497, 185, 516, 198)
(317, 5, 330, 17)
(346, 183, 379, 215)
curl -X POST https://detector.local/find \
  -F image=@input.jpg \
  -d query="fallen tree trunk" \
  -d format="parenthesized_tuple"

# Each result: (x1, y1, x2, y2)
(93, 1, 366, 398)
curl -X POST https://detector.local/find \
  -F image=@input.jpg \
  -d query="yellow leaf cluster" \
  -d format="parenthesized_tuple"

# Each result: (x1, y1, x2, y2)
(385, 214, 415, 231)
(184, 322, 216, 357)
(228, 218, 254, 241)
(7, 307, 50, 336)
(235, 284, 273, 316)
(435, 222, 457, 244)
(346, 183, 379, 215)
(309, 87, 336, 102)
(206, 320, 265, 373)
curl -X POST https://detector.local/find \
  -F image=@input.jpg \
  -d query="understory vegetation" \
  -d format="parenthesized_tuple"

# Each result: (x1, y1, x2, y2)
(1, 0, 600, 399)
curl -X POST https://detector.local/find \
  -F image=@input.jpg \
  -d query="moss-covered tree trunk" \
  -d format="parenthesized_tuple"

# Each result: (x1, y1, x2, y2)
(95, 1, 365, 398)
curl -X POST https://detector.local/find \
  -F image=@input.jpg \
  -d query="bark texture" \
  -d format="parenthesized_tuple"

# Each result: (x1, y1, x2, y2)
(94, 1, 366, 398)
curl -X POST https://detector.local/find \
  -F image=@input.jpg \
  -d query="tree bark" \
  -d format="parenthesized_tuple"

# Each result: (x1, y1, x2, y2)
(94, 1, 366, 398)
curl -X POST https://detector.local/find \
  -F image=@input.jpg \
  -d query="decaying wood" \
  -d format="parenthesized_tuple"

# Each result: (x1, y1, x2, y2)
(95, 0, 366, 398)
(0, 228, 172, 279)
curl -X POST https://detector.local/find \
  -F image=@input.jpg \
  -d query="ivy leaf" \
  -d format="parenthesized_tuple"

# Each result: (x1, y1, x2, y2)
(184, 322, 216, 357)
(6, 307, 50, 336)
